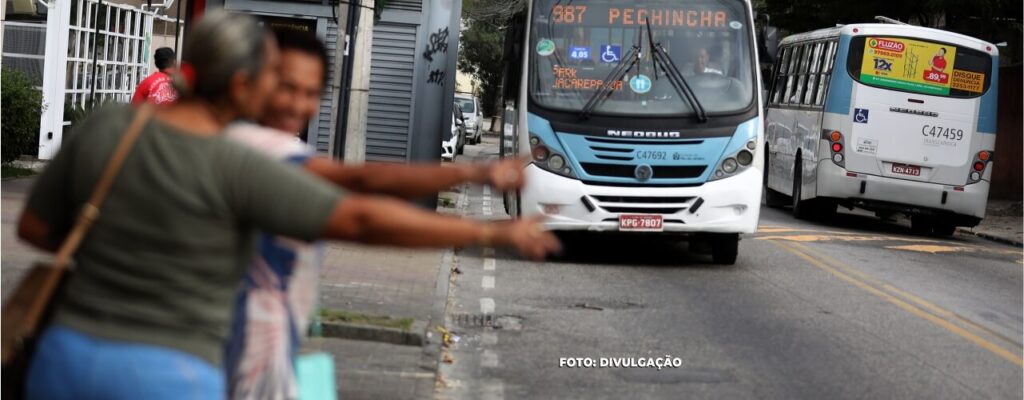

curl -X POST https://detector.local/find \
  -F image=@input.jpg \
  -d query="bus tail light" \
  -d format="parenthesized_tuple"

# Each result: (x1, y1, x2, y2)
(823, 129, 845, 168)
(966, 150, 993, 184)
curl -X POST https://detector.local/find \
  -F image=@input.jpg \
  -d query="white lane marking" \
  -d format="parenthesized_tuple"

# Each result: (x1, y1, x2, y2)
(482, 332, 498, 345)
(480, 380, 504, 400)
(482, 276, 495, 289)
(483, 258, 496, 271)
(481, 350, 499, 368)
(483, 248, 495, 257)
(480, 298, 495, 314)
(483, 186, 492, 196)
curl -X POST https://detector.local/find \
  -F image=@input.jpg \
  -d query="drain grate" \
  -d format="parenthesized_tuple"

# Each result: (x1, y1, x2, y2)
(449, 313, 523, 330)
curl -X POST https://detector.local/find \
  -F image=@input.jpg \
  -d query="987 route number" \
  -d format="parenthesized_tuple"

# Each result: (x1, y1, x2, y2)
(922, 125, 964, 141)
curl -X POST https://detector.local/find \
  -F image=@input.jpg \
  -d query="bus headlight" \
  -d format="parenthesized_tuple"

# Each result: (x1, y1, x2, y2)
(722, 158, 738, 173)
(736, 150, 753, 166)
(530, 135, 575, 179)
(548, 154, 566, 170)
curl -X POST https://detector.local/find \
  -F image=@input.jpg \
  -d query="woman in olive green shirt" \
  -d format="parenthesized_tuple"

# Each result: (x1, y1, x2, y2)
(18, 12, 558, 399)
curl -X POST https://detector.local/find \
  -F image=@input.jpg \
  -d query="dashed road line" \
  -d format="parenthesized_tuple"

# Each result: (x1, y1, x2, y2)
(481, 349, 500, 368)
(482, 276, 495, 289)
(482, 332, 498, 345)
(483, 258, 496, 271)
(480, 298, 495, 314)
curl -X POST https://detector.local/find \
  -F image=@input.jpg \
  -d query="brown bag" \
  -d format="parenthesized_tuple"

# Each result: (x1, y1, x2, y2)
(0, 105, 155, 395)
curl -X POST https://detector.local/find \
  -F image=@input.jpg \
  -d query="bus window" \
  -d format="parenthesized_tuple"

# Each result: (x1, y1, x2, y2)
(783, 45, 801, 104)
(846, 36, 992, 98)
(771, 46, 791, 104)
(815, 41, 837, 105)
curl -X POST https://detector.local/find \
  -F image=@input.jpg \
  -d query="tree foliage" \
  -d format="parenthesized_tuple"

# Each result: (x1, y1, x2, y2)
(458, 0, 525, 117)
(758, 0, 1021, 63)
(1, 68, 43, 162)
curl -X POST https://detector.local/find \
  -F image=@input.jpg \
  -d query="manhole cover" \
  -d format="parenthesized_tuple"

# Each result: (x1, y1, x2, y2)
(450, 313, 523, 330)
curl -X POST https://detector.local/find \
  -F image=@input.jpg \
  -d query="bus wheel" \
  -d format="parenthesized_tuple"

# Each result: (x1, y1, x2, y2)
(932, 223, 956, 237)
(710, 234, 739, 265)
(791, 160, 810, 219)
(911, 216, 934, 236)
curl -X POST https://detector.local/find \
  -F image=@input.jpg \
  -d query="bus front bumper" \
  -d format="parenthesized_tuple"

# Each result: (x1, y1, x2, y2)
(816, 160, 987, 222)
(521, 164, 762, 234)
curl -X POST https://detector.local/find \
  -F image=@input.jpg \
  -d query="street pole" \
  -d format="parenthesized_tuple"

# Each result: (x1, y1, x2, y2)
(173, 0, 182, 54)
(342, 0, 375, 164)
(90, 0, 103, 109)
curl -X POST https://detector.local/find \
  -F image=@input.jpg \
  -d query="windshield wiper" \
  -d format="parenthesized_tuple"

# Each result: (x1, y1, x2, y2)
(646, 20, 708, 122)
(578, 44, 641, 120)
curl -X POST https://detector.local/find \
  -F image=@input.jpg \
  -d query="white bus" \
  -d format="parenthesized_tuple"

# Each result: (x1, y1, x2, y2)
(763, 24, 999, 235)
(499, 0, 765, 264)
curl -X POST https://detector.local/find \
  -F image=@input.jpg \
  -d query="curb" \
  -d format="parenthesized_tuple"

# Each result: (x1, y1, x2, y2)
(957, 228, 1024, 247)
(321, 319, 427, 347)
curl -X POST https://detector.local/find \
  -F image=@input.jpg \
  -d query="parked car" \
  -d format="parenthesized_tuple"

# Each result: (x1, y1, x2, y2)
(455, 94, 483, 144)
(442, 103, 467, 161)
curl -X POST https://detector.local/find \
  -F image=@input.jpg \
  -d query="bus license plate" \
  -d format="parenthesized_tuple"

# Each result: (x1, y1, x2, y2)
(892, 163, 921, 176)
(619, 215, 664, 232)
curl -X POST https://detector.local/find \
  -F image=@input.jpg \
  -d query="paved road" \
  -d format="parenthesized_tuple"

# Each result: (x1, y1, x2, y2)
(438, 137, 1023, 400)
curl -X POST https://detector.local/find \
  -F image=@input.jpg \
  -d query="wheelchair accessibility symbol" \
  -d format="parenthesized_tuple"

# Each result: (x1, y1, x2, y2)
(600, 45, 621, 63)
(853, 108, 870, 124)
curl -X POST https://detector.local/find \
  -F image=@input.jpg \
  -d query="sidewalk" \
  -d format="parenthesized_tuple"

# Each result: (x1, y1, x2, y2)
(0, 176, 457, 399)
(957, 200, 1024, 246)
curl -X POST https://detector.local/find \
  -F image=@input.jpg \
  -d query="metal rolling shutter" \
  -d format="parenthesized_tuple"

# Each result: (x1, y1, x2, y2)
(313, 19, 338, 154)
(365, 22, 418, 163)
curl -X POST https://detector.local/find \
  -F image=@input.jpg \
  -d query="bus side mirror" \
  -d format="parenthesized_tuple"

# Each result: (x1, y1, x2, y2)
(758, 26, 779, 64)
(755, 13, 779, 64)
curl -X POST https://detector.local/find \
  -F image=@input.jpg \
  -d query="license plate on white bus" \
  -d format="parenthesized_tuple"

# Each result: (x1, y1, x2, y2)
(618, 215, 664, 232)
(891, 163, 922, 176)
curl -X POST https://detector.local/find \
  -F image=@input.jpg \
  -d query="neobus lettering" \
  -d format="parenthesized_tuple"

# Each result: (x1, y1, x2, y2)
(608, 130, 681, 138)
(921, 125, 964, 141)
(607, 8, 727, 28)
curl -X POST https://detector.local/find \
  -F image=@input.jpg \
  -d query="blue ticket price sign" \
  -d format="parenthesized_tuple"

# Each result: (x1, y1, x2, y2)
(569, 46, 591, 61)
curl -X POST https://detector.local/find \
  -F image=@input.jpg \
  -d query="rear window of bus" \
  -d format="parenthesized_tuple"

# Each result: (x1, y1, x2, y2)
(846, 36, 992, 98)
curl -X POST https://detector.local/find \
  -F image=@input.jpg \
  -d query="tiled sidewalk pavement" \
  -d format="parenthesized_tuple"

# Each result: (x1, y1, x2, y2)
(1, 178, 49, 303)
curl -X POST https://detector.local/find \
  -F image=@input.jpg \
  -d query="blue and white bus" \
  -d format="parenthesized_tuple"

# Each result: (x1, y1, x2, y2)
(763, 24, 999, 235)
(500, 0, 764, 264)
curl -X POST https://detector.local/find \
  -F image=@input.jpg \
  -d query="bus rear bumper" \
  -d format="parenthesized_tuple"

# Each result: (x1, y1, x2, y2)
(816, 161, 987, 222)
(521, 164, 762, 234)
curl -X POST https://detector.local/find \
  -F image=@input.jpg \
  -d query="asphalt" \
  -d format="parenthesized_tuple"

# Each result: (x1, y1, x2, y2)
(437, 136, 1023, 400)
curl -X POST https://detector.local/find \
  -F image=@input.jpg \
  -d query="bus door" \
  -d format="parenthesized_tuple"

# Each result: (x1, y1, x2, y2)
(844, 36, 993, 186)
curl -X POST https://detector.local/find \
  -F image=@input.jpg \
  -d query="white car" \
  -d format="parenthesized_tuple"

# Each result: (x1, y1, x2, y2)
(454, 94, 483, 144)
(442, 104, 466, 161)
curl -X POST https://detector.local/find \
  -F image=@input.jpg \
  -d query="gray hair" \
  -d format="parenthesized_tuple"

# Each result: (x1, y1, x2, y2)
(177, 11, 268, 102)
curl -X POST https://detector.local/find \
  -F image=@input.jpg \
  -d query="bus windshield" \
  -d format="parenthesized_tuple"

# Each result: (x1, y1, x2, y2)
(529, 0, 755, 117)
(846, 36, 993, 98)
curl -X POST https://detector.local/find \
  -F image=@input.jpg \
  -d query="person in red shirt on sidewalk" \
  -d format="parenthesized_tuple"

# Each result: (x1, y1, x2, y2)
(131, 47, 178, 105)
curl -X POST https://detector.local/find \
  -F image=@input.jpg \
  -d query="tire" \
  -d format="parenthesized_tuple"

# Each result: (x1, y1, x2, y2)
(791, 158, 811, 220)
(932, 223, 956, 237)
(710, 234, 739, 265)
(911, 216, 934, 236)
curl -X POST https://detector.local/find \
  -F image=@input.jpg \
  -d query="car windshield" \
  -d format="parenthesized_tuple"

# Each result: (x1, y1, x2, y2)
(529, 0, 755, 117)
(456, 98, 476, 113)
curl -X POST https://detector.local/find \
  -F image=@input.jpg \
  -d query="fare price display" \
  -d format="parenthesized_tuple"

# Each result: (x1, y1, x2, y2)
(549, 4, 730, 29)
